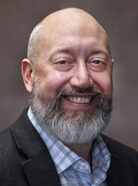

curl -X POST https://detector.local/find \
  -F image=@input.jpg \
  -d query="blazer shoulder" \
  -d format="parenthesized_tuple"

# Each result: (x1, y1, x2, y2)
(102, 135, 138, 185)
(0, 108, 28, 153)
(0, 127, 13, 153)
(0, 108, 28, 163)
(102, 134, 138, 157)
(0, 123, 26, 164)
(102, 134, 138, 170)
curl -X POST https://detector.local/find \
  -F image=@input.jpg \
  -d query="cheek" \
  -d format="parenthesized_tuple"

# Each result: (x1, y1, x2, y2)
(93, 72, 112, 97)
(37, 71, 71, 100)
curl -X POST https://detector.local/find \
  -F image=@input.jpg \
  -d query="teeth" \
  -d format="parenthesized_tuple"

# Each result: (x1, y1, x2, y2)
(68, 96, 91, 103)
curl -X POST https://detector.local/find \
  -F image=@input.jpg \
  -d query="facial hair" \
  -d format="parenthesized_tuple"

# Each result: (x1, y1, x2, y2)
(30, 84, 112, 144)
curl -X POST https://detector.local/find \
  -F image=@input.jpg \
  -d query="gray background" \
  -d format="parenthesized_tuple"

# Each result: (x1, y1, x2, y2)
(0, 0, 138, 150)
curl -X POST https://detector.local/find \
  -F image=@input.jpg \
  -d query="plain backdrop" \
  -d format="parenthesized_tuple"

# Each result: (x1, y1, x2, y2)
(0, 0, 138, 150)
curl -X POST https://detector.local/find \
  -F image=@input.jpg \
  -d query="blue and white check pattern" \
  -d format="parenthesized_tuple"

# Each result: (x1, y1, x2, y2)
(28, 107, 111, 186)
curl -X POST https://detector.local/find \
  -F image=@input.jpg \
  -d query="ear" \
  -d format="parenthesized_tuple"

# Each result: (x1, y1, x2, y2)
(21, 58, 34, 93)
(110, 58, 114, 72)
(111, 58, 114, 65)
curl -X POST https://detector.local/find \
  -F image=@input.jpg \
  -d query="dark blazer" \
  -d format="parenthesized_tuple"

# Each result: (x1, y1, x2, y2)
(0, 108, 138, 186)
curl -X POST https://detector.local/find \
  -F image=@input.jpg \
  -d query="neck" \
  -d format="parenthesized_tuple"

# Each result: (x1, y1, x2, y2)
(65, 140, 93, 167)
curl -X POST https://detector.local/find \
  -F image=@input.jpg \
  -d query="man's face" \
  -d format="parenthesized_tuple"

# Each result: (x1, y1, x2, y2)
(29, 17, 113, 143)
(34, 27, 112, 106)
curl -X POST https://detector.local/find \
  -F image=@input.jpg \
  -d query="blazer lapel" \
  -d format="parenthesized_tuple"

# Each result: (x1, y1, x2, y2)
(106, 154, 125, 186)
(11, 109, 61, 186)
(21, 151, 61, 186)
(107, 153, 135, 186)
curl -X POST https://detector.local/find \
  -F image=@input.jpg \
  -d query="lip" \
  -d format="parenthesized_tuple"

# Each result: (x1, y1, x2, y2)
(61, 94, 98, 110)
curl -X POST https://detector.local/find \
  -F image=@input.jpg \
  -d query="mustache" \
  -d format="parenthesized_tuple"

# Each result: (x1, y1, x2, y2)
(61, 87, 103, 96)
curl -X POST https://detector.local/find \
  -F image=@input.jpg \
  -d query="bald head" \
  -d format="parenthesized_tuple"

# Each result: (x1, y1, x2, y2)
(27, 8, 111, 65)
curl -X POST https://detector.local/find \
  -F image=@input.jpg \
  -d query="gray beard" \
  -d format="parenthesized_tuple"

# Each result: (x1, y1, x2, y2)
(30, 88, 112, 144)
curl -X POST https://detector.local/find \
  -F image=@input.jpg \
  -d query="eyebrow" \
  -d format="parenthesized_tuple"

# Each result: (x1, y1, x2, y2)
(49, 48, 73, 60)
(91, 49, 110, 59)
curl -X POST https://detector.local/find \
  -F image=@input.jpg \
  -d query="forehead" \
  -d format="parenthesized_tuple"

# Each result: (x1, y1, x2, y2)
(38, 11, 109, 58)
(47, 37, 108, 59)
(39, 25, 109, 59)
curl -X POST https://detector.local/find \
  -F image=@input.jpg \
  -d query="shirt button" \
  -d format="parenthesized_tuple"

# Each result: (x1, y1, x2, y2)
(79, 163, 86, 169)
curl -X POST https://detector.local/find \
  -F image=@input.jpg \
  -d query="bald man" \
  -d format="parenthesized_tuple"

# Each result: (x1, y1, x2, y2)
(0, 8, 138, 186)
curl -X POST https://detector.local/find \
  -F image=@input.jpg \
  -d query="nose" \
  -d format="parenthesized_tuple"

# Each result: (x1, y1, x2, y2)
(70, 61, 93, 89)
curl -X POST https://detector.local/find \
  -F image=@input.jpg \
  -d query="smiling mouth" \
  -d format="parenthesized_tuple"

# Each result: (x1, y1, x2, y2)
(63, 95, 96, 104)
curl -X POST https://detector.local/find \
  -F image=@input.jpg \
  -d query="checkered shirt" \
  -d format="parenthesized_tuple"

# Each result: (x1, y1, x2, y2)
(28, 107, 111, 186)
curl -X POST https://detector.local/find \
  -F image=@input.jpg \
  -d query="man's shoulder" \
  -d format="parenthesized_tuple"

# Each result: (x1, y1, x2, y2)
(0, 113, 25, 161)
(102, 134, 138, 155)
(102, 134, 138, 164)
(0, 108, 30, 159)
(102, 135, 138, 185)
(0, 125, 15, 152)
(0, 108, 28, 143)
(0, 127, 25, 184)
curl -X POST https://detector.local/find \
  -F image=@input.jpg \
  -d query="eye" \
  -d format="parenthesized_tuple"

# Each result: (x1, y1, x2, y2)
(93, 60, 104, 64)
(58, 60, 70, 64)
(88, 59, 106, 71)
(53, 59, 73, 71)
